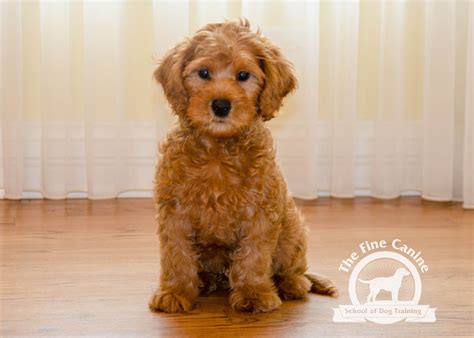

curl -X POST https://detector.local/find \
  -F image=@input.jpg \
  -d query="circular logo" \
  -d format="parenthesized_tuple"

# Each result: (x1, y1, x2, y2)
(348, 251, 422, 324)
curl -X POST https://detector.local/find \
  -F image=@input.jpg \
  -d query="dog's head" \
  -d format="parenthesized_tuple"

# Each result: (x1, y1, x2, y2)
(155, 19, 297, 138)
(395, 268, 410, 278)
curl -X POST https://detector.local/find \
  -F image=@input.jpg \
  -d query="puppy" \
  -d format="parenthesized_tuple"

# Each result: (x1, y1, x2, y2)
(149, 19, 337, 313)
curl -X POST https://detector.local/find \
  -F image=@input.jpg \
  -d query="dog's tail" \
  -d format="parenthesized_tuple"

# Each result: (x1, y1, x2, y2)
(358, 278, 371, 284)
(304, 273, 338, 297)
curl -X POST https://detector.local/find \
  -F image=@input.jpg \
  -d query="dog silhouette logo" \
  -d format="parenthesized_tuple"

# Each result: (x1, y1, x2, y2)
(359, 267, 411, 303)
(333, 244, 437, 324)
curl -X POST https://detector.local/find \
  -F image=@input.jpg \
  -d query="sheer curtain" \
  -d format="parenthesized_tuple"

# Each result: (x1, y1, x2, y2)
(1, 1, 472, 209)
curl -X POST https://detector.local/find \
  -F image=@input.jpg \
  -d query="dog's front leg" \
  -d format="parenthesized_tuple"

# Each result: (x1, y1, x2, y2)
(149, 215, 199, 313)
(229, 221, 281, 313)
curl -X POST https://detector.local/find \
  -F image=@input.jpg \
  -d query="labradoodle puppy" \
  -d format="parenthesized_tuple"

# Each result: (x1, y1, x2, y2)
(149, 19, 337, 314)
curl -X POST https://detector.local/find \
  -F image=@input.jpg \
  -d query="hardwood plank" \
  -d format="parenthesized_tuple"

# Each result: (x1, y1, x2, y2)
(0, 198, 472, 336)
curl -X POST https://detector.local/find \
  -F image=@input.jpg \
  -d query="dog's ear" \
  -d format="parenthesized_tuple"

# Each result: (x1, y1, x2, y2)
(154, 39, 193, 116)
(258, 39, 297, 121)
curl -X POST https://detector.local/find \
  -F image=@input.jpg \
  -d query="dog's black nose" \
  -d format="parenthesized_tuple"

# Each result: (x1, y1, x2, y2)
(211, 99, 231, 117)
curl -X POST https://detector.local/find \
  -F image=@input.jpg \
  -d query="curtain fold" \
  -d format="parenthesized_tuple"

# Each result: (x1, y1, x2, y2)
(464, 1, 474, 209)
(421, 1, 456, 201)
(370, 1, 403, 199)
(0, 0, 472, 209)
(320, 1, 360, 198)
(1, 1, 24, 199)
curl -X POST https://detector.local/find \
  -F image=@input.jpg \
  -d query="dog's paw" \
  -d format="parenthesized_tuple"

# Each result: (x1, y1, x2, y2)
(230, 287, 282, 313)
(149, 290, 194, 313)
(277, 274, 311, 300)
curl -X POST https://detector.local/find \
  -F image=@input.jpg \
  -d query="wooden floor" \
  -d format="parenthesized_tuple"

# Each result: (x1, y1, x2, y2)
(0, 198, 472, 337)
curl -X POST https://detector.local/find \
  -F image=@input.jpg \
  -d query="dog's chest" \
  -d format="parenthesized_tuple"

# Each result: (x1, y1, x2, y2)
(177, 153, 257, 244)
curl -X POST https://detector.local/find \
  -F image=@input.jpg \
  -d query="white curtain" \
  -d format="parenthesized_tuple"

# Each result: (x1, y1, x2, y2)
(1, 1, 473, 209)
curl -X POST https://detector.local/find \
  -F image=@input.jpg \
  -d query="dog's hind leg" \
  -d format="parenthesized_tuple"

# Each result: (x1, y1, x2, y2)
(198, 271, 229, 295)
(273, 198, 338, 299)
(197, 246, 231, 295)
(368, 288, 381, 303)
(367, 292, 372, 303)
(392, 289, 399, 302)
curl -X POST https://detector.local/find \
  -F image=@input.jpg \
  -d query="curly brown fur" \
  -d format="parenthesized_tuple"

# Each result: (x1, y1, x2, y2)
(149, 19, 337, 314)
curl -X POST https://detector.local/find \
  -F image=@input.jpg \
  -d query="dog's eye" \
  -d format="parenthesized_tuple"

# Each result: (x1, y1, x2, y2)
(236, 71, 250, 81)
(198, 68, 210, 80)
